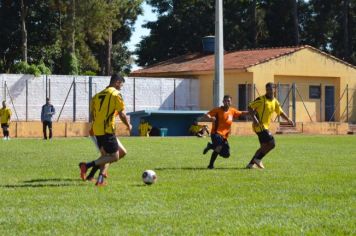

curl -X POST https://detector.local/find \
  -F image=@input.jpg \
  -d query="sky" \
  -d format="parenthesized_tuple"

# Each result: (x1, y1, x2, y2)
(127, 1, 311, 71)
(126, 1, 157, 70)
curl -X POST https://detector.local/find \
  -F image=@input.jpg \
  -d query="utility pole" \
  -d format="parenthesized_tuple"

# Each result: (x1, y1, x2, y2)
(213, 0, 224, 107)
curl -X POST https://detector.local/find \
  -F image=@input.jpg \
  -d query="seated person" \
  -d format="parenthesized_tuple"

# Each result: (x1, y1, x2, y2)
(189, 121, 210, 137)
(149, 127, 160, 136)
(138, 119, 152, 136)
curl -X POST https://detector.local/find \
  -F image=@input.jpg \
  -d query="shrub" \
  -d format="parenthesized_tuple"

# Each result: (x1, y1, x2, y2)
(27, 64, 41, 77)
(63, 52, 79, 75)
(37, 62, 52, 75)
(12, 61, 51, 77)
(12, 61, 30, 74)
(82, 70, 97, 76)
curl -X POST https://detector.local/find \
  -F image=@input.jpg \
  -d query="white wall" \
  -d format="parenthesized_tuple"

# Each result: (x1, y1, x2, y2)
(0, 74, 199, 121)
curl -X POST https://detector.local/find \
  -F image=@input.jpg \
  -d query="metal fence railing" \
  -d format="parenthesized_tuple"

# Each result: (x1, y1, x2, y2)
(0, 74, 200, 122)
(236, 82, 356, 123)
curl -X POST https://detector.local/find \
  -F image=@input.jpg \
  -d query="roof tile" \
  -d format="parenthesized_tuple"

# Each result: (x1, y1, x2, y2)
(131, 45, 355, 75)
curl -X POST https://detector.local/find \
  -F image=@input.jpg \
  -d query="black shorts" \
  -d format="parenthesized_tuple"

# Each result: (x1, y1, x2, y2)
(95, 134, 119, 154)
(1, 124, 9, 129)
(211, 133, 230, 158)
(43, 121, 52, 129)
(257, 130, 275, 144)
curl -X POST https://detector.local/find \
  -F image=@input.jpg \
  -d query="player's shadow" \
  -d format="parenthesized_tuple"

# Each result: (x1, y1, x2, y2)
(155, 167, 247, 171)
(1, 178, 82, 188)
(23, 178, 80, 183)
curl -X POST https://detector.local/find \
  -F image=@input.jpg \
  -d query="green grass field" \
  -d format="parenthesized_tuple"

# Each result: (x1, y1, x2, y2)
(0, 135, 355, 235)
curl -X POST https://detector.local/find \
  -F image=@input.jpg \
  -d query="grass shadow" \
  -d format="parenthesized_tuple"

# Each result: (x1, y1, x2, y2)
(155, 167, 248, 171)
(1, 178, 83, 188)
(1, 183, 77, 188)
(23, 178, 81, 183)
(130, 184, 151, 187)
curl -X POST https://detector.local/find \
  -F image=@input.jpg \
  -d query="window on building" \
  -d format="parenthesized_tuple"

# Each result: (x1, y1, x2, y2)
(309, 85, 321, 99)
(238, 84, 252, 120)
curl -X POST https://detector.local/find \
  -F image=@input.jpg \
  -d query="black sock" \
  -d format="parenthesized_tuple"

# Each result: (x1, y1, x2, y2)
(209, 152, 218, 167)
(249, 152, 265, 164)
(86, 166, 99, 179)
(255, 152, 265, 160)
(86, 161, 95, 169)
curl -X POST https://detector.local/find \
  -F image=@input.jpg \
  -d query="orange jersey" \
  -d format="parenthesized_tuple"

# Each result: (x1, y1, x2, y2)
(207, 107, 242, 139)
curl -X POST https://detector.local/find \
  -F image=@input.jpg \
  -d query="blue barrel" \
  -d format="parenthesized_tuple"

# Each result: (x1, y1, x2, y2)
(160, 128, 168, 137)
(202, 36, 215, 53)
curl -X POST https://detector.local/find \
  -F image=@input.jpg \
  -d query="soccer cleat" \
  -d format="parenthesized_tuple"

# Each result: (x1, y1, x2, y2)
(79, 162, 88, 180)
(252, 159, 265, 169)
(207, 165, 214, 169)
(245, 163, 257, 169)
(203, 143, 212, 155)
(86, 177, 96, 183)
(95, 175, 107, 187)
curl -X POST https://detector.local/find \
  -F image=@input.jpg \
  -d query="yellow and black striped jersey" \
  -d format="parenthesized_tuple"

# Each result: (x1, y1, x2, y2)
(138, 122, 152, 136)
(0, 107, 11, 124)
(249, 95, 282, 133)
(91, 87, 125, 135)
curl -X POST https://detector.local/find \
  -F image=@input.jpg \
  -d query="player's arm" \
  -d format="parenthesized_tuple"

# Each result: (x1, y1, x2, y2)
(203, 112, 216, 122)
(8, 110, 11, 122)
(279, 112, 294, 126)
(118, 111, 132, 132)
(51, 105, 56, 115)
(275, 101, 294, 125)
(248, 106, 260, 125)
(41, 106, 44, 122)
(89, 99, 95, 122)
(239, 111, 249, 116)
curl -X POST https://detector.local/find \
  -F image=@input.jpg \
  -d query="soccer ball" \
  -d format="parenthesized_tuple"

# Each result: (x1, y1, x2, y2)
(142, 170, 157, 185)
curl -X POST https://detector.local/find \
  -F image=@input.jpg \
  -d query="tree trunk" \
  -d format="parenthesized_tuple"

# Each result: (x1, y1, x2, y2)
(71, 0, 76, 54)
(291, 0, 299, 45)
(105, 30, 112, 75)
(20, 0, 28, 62)
(342, 0, 350, 61)
(250, 0, 257, 47)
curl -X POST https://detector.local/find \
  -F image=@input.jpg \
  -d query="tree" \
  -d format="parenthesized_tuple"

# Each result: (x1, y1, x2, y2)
(136, 0, 303, 66)
(0, 0, 142, 74)
(0, 0, 21, 72)
(341, 0, 351, 61)
(290, 0, 299, 45)
(20, 0, 28, 62)
(302, 0, 355, 64)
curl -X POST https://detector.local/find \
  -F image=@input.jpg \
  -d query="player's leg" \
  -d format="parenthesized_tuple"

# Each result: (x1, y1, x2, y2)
(95, 137, 126, 181)
(6, 125, 9, 139)
(219, 140, 230, 158)
(43, 121, 47, 140)
(3, 125, 9, 139)
(95, 135, 125, 186)
(86, 137, 121, 180)
(116, 137, 127, 159)
(252, 138, 275, 169)
(48, 121, 53, 139)
(96, 152, 119, 186)
(79, 135, 106, 180)
(246, 131, 265, 169)
(247, 130, 275, 169)
(1, 124, 5, 139)
(86, 143, 105, 181)
(208, 134, 223, 169)
(203, 134, 215, 154)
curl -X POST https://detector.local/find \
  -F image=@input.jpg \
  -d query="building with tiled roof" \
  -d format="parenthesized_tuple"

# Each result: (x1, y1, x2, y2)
(131, 45, 356, 123)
